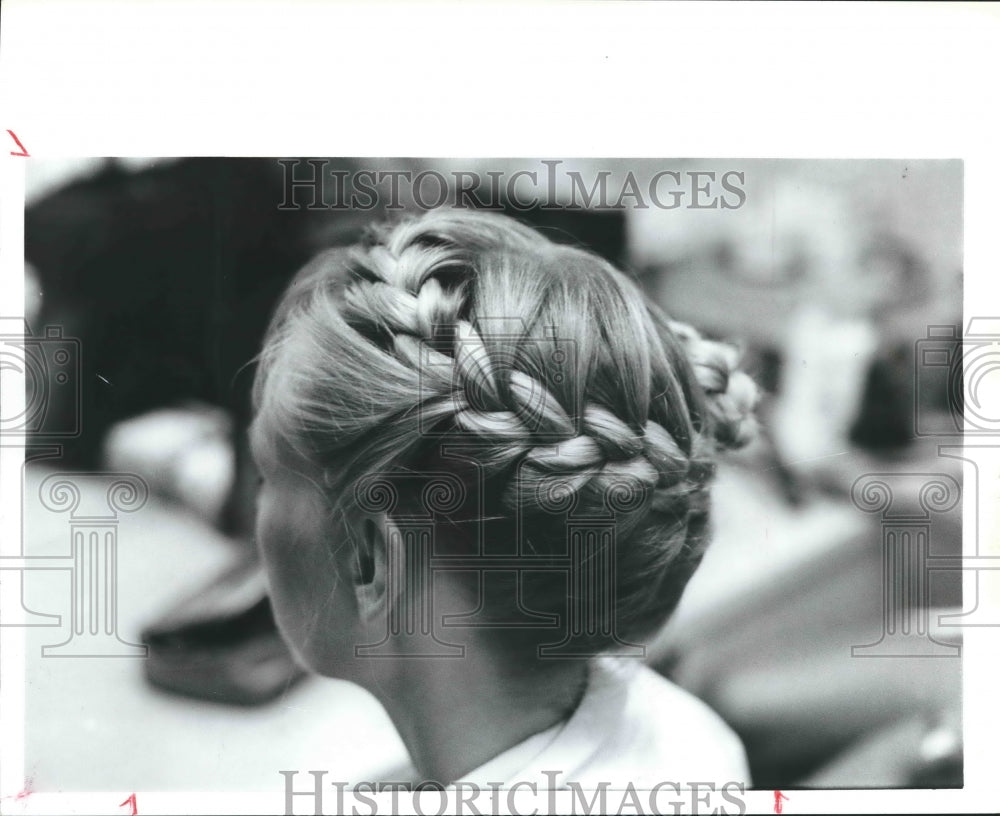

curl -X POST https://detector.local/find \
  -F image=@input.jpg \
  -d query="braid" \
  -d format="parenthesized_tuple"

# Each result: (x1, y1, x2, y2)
(253, 210, 760, 650)
(666, 319, 759, 450)
(342, 236, 722, 525)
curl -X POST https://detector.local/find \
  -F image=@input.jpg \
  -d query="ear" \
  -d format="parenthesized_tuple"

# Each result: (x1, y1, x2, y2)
(353, 513, 395, 621)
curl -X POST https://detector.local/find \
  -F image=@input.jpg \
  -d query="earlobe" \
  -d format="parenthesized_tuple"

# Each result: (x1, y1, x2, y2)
(354, 514, 391, 621)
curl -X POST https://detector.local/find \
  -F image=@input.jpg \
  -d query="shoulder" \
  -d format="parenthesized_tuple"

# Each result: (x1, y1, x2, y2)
(570, 657, 751, 787)
(618, 658, 737, 733)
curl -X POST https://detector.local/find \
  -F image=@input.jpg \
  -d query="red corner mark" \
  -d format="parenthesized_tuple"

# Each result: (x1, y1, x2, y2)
(773, 790, 789, 814)
(119, 793, 138, 815)
(0, 777, 35, 804)
(6, 130, 29, 157)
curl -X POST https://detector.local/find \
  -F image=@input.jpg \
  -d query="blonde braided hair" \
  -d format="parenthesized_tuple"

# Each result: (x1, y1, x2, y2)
(253, 211, 757, 649)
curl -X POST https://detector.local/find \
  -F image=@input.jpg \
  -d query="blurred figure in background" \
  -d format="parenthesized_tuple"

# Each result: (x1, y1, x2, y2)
(767, 188, 930, 499)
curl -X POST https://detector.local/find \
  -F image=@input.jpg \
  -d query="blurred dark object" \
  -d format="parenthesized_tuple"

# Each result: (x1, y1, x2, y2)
(850, 343, 948, 453)
(141, 557, 305, 706)
(507, 203, 627, 267)
(25, 159, 322, 480)
(842, 237, 954, 452)
(848, 342, 915, 450)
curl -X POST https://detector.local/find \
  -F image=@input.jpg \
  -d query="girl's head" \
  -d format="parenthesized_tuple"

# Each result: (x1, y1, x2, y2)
(250, 211, 757, 678)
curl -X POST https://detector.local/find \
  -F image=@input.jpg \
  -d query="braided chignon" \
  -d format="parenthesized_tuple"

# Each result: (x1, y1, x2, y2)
(254, 210, 758, 644)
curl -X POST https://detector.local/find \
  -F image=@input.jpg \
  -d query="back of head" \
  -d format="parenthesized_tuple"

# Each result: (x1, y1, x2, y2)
(253, 210, 758, 655)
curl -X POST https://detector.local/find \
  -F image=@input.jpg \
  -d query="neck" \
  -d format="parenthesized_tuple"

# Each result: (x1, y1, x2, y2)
(365, 643, 588, 784)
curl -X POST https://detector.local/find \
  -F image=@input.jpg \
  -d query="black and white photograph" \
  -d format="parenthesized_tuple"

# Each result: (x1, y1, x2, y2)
(0, 5, 997, 816)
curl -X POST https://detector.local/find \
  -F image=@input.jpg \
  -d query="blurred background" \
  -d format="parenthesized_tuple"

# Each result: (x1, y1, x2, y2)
(16, 158, 963, 790)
